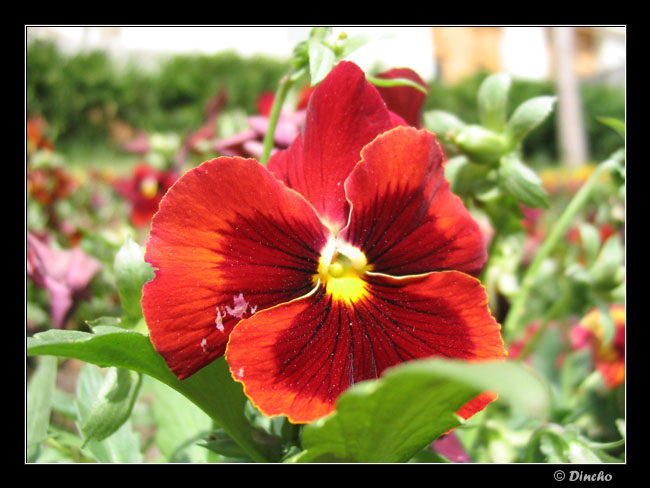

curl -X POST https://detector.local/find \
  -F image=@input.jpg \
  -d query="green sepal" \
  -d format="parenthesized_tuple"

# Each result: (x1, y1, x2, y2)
(506, 95, 556, 147)
(453, 125, 509, 165)
(423, 110, 467, 145)
(77, 366, 142, 446)
(498, 153, 550, 209)
(478, 73, 511, 132)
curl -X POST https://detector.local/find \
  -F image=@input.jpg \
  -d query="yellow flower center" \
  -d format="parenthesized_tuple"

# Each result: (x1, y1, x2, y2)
(316, 237, 369, 303)
(140, 176, 159, 199)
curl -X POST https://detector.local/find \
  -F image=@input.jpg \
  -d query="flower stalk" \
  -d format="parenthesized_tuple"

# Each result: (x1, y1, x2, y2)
(260, 74, 295, 165)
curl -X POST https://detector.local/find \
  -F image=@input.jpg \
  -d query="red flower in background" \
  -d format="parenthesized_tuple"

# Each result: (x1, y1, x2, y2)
(26, 116, 55, 158)
(571, 305, 625, 388)
(142, 62, 505, 423)
(114, 164, 179, 228)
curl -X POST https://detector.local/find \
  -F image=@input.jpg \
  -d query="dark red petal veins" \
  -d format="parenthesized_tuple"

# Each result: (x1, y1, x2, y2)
(267, 61, 398, 231)
(142, 157, 329, 379)
(375, 67, 428, 128)
(226, 271, 505, 423)
(341, 127, 487, 277)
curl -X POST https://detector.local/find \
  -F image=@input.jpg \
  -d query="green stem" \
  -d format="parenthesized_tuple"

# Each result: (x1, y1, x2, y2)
(516, 294, 568, 361)
(503, 151, 623, 341)
(260, 74, 294, 165)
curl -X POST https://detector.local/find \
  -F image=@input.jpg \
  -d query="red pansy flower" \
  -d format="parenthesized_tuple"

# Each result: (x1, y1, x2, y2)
(571, 305, 625, 388)
(142, 62, 505, 423)
(114, 164, 179, 228)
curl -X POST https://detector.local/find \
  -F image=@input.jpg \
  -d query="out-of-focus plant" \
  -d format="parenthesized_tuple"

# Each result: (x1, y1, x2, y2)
(26, 29, 624, 465)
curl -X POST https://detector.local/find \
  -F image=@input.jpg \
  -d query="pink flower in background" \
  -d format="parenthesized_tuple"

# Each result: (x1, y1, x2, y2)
(27, 232, 101, 329)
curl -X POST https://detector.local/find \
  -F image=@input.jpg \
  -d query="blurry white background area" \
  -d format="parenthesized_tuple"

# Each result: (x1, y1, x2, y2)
(26, 25, 625, 83)
(26, 26, 436, 78)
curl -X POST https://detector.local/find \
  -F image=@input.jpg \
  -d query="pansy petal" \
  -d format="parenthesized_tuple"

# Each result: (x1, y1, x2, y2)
(142, 157, 329, 379)
(341, 127, 487, 277)
(375, 67, 428, 128)
(227, 271, 504, 423)
(267, 61, 398, 231)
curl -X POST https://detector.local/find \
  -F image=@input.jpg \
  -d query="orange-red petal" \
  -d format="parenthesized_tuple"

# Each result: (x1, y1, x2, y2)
(226, 271, 505, 423)
(341, 127, 487, 277)
(142, 157, 329, 379)
(267, 61, 398, 231)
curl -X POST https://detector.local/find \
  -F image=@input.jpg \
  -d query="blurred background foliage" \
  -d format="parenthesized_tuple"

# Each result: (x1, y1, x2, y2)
(27, 39, 624, 167)
(26, 40, 289, 156)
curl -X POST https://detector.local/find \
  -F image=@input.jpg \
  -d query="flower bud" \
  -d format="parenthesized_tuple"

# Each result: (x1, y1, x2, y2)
(453, 125, 508, 165)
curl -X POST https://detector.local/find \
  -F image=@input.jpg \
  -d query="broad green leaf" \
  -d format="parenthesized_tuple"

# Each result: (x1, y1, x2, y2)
(26, 326, 274, 462)
(295, 359, 549, 463)
(308, 40, 335, 86)
(506, 96, 556, 147)
(498, 153, 550, 209)
(75, 363, 143, 463)
(478, 73, 511, 132)
(144, 376, 213, 463)
(26, 356, 57, 462)
(78, 367, 142, 445)
(113, 237, 154, 327)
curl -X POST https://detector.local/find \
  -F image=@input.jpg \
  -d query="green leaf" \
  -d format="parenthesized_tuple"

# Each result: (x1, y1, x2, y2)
(308, 40, 335, 86)
(113, 237, 154, 327)
(444, 155, 492, 197)
(78, 367, 142, 445)
(75, 363, 144, 463)
(199, 430, 248, 459)
(27, 326, 274, 462)
(335, 34, 371, 59)
(529, 424, 623, 463)
(144, 376, 214, 463)
(598, 116, 625, 139)
(498, 153, 550, 209)
(590, 234, 625, 290)
(296, 359, 549, 463)
(578, 223, 601, 266)
(26, 356, 58, 462)
(478, 73, 511, 132)
(506, 96, 556, 147)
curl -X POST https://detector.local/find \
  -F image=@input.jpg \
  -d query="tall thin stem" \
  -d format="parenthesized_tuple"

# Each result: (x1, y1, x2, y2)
(260, 74, 294, 165)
